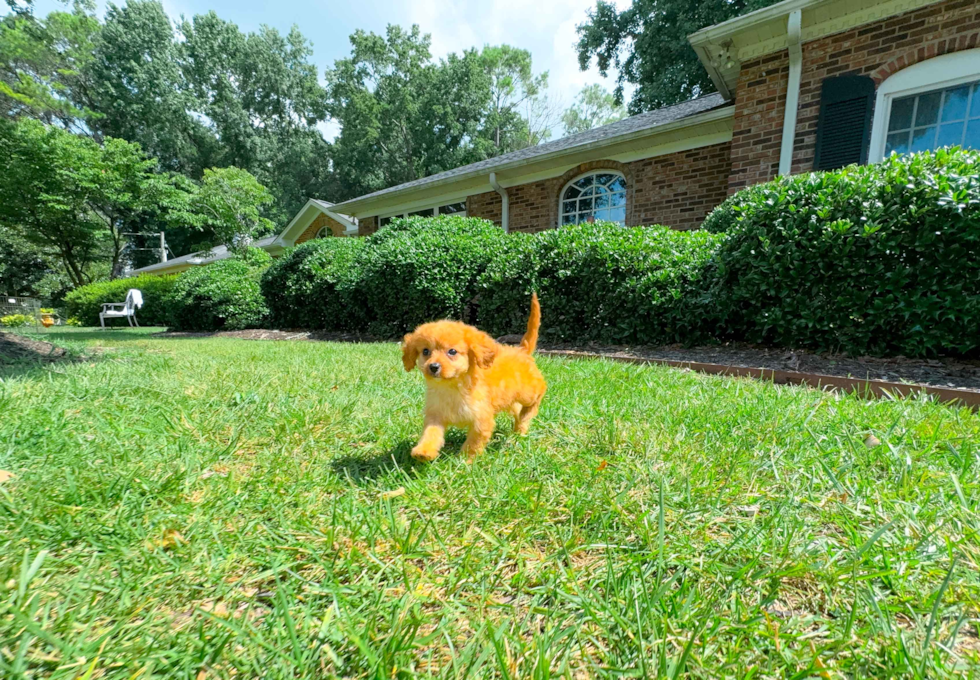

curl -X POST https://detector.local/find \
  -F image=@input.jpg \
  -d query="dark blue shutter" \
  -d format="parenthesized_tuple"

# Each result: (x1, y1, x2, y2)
(813, 75, 875, 171)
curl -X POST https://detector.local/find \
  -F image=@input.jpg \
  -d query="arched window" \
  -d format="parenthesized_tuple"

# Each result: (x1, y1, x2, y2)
(560, 171, 627, 226)
(869, 48, 980, 162)
(316, 225, 333, 238)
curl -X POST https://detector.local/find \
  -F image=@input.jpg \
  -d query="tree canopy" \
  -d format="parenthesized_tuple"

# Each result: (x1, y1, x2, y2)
(576, 0, 779, 112)
(562, 84, 626, 135)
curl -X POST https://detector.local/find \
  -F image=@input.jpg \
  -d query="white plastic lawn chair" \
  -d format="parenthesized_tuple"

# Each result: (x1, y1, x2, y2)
(100, 289, 143, 329)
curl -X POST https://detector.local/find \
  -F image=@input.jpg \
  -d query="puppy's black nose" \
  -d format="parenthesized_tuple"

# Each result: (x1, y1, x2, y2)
(428, 363, 441, 375)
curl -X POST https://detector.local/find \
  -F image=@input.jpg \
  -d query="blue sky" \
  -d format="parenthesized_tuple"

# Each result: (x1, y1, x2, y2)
(33, 0, 632, 139)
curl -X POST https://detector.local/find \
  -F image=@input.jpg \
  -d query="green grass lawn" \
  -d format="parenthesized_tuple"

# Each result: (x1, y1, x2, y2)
(2, 329, 979, 678)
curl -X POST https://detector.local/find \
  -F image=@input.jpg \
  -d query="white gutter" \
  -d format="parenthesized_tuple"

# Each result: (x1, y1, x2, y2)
(778, 9, 803, 176)
(488, 172, 509, 233)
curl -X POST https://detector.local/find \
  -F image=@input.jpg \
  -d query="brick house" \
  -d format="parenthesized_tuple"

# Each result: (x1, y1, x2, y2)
(330, 0, 979, 237)
(132, 0, 979, 276)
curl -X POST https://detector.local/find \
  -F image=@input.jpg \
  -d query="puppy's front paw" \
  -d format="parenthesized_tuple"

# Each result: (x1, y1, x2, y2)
(411, 445, 440, 462)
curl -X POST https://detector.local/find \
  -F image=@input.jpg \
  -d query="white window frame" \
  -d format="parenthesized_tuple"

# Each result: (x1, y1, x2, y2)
(559, 170, 628, 227)
(869, 48, 980, 163)
(378, 201, 468, 226)
(315, 225, 333, 238)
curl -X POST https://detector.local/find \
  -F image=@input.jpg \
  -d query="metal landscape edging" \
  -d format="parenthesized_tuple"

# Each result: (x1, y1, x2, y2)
(539, 349, 980, 410)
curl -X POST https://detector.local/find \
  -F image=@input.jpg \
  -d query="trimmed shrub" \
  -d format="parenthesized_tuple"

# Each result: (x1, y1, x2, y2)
(166, 256, 269, 331)
(478, 222, 723, 344)
(709, 147, 980, 356)
(1, 314, 32, 327)
(700, 184, 768, 234)
(261, 238, 364, 330)
(354, 215, 506, 336)
(64, 274, 179, 327)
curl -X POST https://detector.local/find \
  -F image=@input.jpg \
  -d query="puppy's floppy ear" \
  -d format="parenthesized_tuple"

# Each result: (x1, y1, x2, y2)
(401, 332, 420, 372)
(465, 328, 497, 369)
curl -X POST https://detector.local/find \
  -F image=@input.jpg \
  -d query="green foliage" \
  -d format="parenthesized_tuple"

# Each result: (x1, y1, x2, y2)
(478, 222, 722, 343)
(354, 216, 506, 336)
(260, 238, 364, 330)
(166, 257, 269, 331)
(561, 84, 626, 135)
(0, 313, 32, 327)
(576, 0, 779, 112)
(190, 167, 275, 254)
(708, 147, 980, 356)
(64, 274, 179, 326)
(66, 316, 82, 327)
(699, 184, 768, 234)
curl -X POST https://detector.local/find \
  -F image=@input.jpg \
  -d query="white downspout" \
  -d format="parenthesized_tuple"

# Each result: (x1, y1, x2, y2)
(489, 172, 509, 233)
(778, 9, 803, 176)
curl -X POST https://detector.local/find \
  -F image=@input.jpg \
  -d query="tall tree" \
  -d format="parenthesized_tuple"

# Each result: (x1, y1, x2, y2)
(188, 167, 275, 254)
(0, 2, 100, 131)
(84, 0, 214, 175)
(476, 45, 549, 155)
(562, 84, 626, 135)
(180, 12, 332, 222)
(576, 0, 779, 112)
(325, 25, 492, 200)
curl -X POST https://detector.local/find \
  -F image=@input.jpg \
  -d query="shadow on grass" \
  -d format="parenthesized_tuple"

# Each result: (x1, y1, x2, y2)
(39, 328, 165, 344)
(330, 431, 487, 483)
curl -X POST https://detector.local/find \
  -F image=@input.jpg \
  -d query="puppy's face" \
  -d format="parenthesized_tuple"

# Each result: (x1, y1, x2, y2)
(402, 321, 495, 381)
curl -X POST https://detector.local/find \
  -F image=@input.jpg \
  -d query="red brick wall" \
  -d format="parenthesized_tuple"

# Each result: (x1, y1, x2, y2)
(295, 213, 348, 243)
(729, 0, 980, 193)
(466, 144, 731, 233)
(358, 216, 378, 236)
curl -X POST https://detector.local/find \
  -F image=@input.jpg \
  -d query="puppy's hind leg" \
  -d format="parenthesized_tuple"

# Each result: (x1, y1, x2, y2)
(461, 414, 495, 462)
(515, 398, 541, 436)
(411, 422, 445, 462)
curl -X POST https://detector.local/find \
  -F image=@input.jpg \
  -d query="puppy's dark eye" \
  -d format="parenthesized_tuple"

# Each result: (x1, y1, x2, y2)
(422, 348, 430, 356)
(447, 348, 458, 356)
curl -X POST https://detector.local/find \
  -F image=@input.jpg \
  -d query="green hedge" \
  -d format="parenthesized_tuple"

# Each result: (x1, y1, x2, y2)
(353, 215, 506, 336)
(64, 274, 179, 327)
(166, 256, 269, 331)
(707, 147, 980, 356)
(477, 223, 722, 344)
(261, 238, 364, 330)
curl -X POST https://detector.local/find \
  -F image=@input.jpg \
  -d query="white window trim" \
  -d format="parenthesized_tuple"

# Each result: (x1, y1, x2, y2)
(559, 170, 628, 227)
(315, 225, 333, 238)
(378, 201, 468, 225)
(869, 48, 980, 163)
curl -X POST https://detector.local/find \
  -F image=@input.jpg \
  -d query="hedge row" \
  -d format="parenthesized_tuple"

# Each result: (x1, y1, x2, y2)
(65, 148, 980, 357)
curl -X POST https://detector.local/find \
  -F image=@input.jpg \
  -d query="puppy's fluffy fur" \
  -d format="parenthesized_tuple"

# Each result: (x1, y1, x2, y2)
(401, 294, 546, 462)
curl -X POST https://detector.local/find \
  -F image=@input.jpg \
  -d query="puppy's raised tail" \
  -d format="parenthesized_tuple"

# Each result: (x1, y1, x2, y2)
(520, 292, 540, 354)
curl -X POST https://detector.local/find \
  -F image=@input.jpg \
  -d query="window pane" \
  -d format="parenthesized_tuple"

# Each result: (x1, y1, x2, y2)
(409, 208, 434, 217)
(941, 86, 971, 122)
(914, 92, 942, 127)
(562, 200, 576, 214)
(609, 206, 626, 224)
(965, 119, 980, 150)
(379, 216, 392, 227)
(608, 176, 626, 192)
(609, 191, 626, 207)
(573, 175, 593, 190)
(971, 84, 980, 119)
(885, 131, 910, 155)
(889, 97, 915, 131)
(564, 186, 580, 199)
(911, 126, 937, 152)
(595, 209, 611, 221)
(595, 192, 610, 210)
(937, 122, 965, 147)
(578, 197, 593, 212)
(561, 213, 576, 225)
(579, 187, 594, 197)
(439, 202, 465, 214)
(594, 173, 616, 186)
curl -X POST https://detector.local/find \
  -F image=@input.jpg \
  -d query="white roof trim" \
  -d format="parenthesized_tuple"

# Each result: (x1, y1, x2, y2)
(276, 198, 358, 244)
(689, 0, 945, 97)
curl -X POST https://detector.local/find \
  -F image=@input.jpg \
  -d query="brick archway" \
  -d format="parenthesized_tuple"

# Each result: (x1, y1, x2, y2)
(553, 160, 635, 227)
(872, 32, 980, 84)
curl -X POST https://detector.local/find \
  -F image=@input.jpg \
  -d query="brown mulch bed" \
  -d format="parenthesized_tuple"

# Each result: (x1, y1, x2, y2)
(0, 330, 71, 365)
(151, 329, 980, 394)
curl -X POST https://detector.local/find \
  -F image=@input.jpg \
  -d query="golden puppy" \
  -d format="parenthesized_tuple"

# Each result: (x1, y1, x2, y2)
(401, 294, 546, 462)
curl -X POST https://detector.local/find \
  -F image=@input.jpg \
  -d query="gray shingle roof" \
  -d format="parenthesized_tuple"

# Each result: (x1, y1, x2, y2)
(332, 93, 730, 210)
